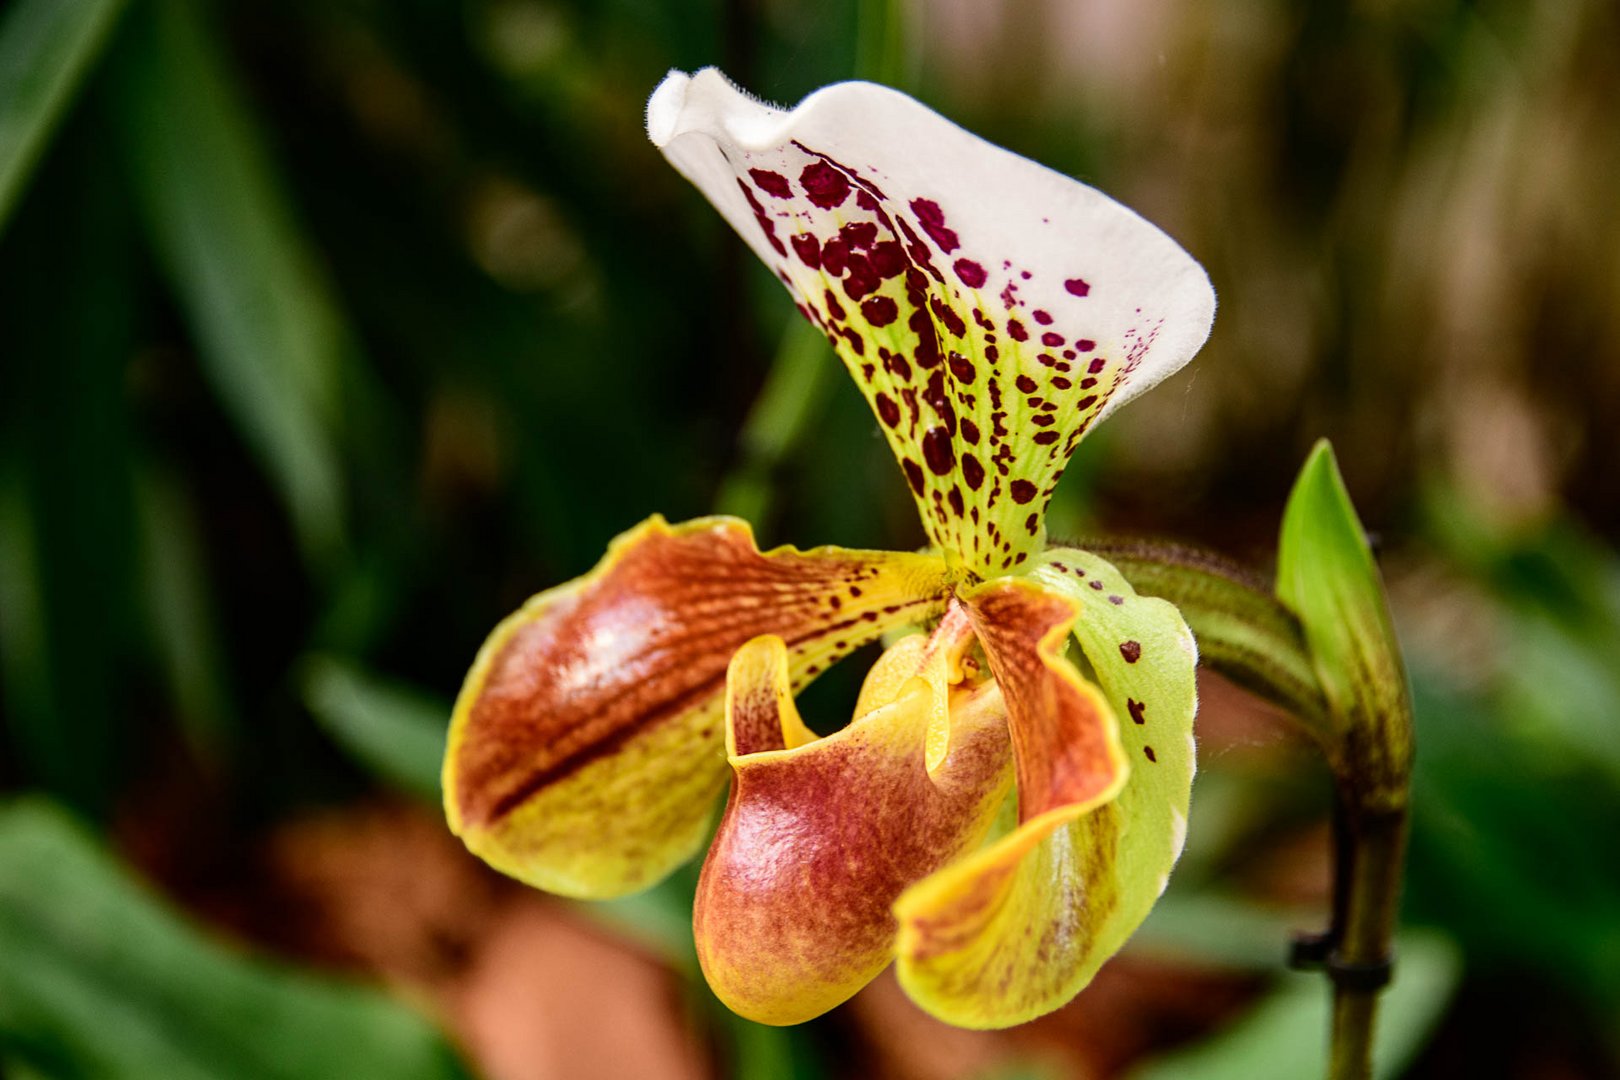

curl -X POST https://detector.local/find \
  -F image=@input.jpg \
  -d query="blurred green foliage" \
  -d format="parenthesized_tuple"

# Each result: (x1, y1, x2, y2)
(0, 799, 469, 1078)
(1, 0, 1618, 1075)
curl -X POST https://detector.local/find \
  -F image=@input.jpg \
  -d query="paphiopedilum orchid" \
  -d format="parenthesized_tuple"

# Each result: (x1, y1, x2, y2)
(443, 69, 1216, 1029)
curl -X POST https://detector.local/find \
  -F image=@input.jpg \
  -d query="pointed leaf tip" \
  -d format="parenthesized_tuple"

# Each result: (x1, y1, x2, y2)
(1277, 441, 1412, 805)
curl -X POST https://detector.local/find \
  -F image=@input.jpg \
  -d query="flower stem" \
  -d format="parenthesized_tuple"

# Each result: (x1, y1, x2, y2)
(1327, 794, 1409, 1080)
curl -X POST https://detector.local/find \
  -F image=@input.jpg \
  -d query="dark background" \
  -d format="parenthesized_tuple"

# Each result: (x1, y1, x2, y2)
(1, 0, 1617, 1077)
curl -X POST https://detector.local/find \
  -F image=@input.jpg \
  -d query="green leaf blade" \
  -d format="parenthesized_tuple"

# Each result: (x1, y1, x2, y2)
(0, 0, 127, 232)
(115, 0, 355, 564)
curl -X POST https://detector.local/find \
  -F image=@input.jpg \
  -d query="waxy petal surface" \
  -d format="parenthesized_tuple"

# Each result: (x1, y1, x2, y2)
(648, 69, 1216, 576)
(962, 577, 1129, 822)
(696, 611, 1013, 1025)
(894, 556, 1197, 1027)
(445, 515, 951, 898)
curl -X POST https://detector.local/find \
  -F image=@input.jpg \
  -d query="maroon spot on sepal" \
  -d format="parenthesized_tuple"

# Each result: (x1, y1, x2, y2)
(840, 221, 878, 249)
(874, 393, 901, 428)
(1041, 331, 1065, 347)
(953, 259, 987, 288)
(800, 160, 851, 208)
(791, 233, 821, 269)
(748, 168, 792, 198)
(870, 241, 906, 278)
(962, 454, 985, 490)
(895, 220, 942, 281)
(1076, 339, 1096, 352)
(948, 352, 976, 383)
(1064, 278, 1091, 297)
(910, 311, 942, 368)
(922, 371, 957, 435)
(1007, 319, 1028, 342)
(861, 296, 898, 327)
(824, 289, 846, 321)
(909, 198, 960, 252)
(1032, 309, 1053, 325)
(735, 179, 787, 256)
(902, 458, 926, 495)
(1009, 479, 1037, 504)
(1143, 745, 1157, 762)
(960, 419, 981, 445)
(930, 297, 968, 338)
(842, 254, 880, 299)
(821, 237, 849, 276)
(1119, 640, 1142, 663)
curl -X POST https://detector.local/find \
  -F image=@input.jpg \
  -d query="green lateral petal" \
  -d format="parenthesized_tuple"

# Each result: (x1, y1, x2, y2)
(444, 515, 951, 899)
(648, 69, 1215, 577)
(695, 610, 1013, 1025)
(894, 557, 1196, 1028)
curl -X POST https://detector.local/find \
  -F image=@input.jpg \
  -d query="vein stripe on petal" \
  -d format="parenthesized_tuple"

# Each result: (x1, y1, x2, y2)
(445, 515, 951, 898)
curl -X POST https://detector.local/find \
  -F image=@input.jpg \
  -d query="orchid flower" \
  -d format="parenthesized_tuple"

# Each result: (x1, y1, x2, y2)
(443, 69, 1216, 1029)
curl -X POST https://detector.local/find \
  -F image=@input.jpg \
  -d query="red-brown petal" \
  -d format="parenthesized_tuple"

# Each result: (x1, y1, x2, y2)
(694, 608, 1013, 1024)
(444, 515, 951, 898)
(962, 576, 1128, 822)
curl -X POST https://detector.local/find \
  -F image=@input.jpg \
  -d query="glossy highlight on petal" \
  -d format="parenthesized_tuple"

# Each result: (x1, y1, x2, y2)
(695, 610, 1014, 1025)
(445, 515, 951, 898)
(894, 556, 1198, 1028)
(648, 68, 1216, 577)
